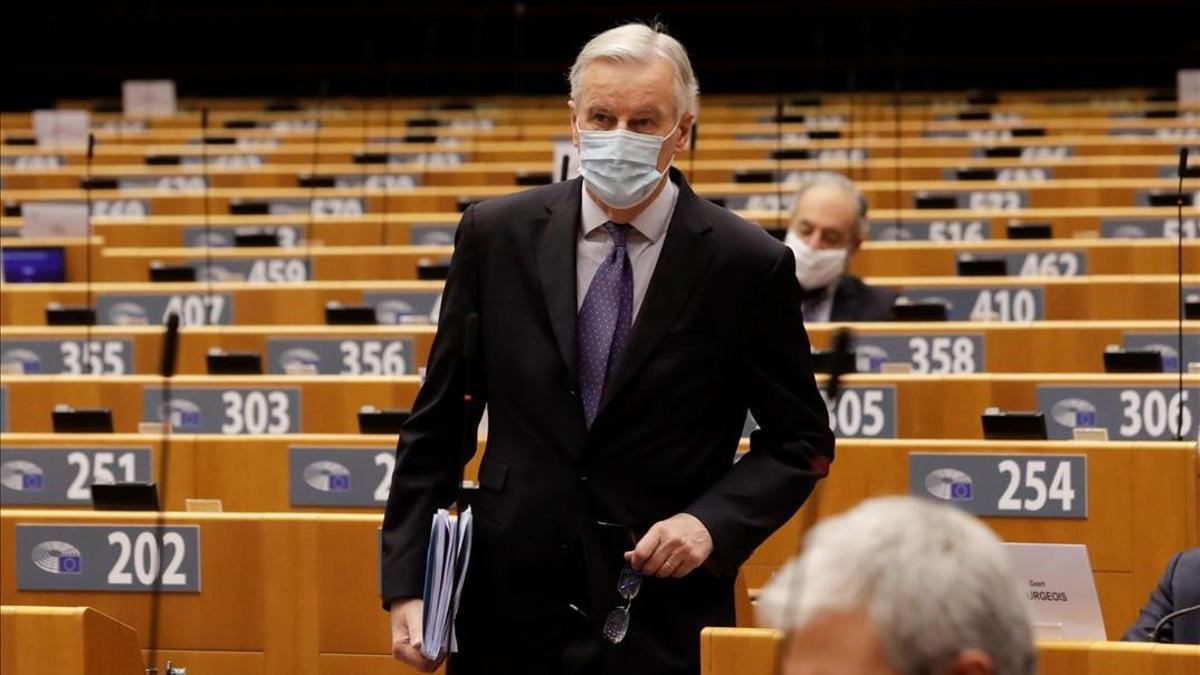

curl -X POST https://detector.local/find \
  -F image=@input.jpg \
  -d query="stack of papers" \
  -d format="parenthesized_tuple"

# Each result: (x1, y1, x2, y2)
(420, 507, 473, 660)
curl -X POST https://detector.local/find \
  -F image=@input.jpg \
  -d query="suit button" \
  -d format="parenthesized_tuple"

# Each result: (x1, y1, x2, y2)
(567, 389, 577, 398)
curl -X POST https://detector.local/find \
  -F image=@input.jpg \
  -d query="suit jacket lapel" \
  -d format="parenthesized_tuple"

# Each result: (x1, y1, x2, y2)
(536, 178, 583, 384)
(598, 171, 716, 416)
(828, 276, 856, 322)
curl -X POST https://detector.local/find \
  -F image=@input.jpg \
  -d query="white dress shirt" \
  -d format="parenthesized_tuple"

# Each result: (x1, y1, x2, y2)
(576, 178, 679, 321)
(801, 286, 836, 323)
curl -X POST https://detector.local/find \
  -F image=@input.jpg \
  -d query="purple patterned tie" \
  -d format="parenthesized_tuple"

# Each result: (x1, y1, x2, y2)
(577, 222, 634, 427)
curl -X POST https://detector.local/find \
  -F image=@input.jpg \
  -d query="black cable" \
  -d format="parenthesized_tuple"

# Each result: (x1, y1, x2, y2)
(1176, 147, 1188, 440)
(83, 133, 96, 371)
(199, 109, 214, 324)
(145, 311, 180, 674)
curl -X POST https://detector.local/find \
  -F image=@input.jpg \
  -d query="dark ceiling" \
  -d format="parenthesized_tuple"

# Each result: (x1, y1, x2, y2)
(2, 0, 1197, 109)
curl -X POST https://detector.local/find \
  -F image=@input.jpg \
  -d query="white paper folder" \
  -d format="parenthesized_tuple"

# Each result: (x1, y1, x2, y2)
(420, 507, 473, 661)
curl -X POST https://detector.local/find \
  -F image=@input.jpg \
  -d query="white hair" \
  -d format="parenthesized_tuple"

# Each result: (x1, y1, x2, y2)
(568, 22, 700, 119)
(790, 170, 870, 238)
(759, 496, 1035, 675)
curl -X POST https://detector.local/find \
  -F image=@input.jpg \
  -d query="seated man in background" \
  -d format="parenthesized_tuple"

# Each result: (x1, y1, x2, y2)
(784, 171, 896, 322)
(1123, 547, 1200, 644)
(759, 496, 1035, 675)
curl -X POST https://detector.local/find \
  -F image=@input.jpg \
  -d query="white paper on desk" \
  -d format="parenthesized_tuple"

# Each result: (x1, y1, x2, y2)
(420, 507, 473, 661)
(20, 202, 89, 238)
(123, 80, 177, 118)
(32, 110, 90, 150)
(1180, 69, 1200, 104)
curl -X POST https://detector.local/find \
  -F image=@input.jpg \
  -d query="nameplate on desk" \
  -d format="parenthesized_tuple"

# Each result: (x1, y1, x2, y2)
(0, 338, 134, 375)
(957, 250, 1086, 277)
(409, 223, 457, 246)
(722, 193, 795, 212)
(181, 154, 264, 167)
(188, 257, 310, 283)
(0, 154, 65, 169)
(142, 386, 301, 434)
(898, 287, 1045, 322)
(1135, 189, 1199, 208)
(1108, 127, 1200, 140)
(969, 146, 1073, 161)
(363, 291, 442, 325)
(909, 452, 1087, 519)
(943, 167, 1052, 183)
(183, 224, 302, 248)
(761, 147, 866, 162)
(288, 446, 396, 507)
(1122, 332, 1200, 373)
(91, 199, 149, 219)
(95, 120, 148, 133)
(1038, 384, 1199, 441)
(0, 446, 152, 506)
(1003, 543, 1106, 641)
(16, 524, 201, 593)
(333, 174, 420, 190)
(1100, 217, 1198, 239)
(855, 334, 985, 373)
(870, 219, 992, 242)
(267, 337, 416, 375)
(117, 176, 208, 192)
(358, 149, 467, 166)
(915, 190, 1028, 212)
(238, 197, 366, 217)
(97, 293, 234, 326)
(924, 129, 1025, 141)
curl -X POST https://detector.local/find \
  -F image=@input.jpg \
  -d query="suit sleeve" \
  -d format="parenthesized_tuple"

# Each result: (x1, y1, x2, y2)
(1122, 553, 1180, 641)
(380, 205, 486, 608)
(684, 246, 835, 576)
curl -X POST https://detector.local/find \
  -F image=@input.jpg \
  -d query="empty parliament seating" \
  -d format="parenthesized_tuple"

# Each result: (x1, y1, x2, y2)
(2, 87, 1197, 673)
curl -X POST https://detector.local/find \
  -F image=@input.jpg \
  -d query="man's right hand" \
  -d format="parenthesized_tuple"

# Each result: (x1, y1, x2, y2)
(390, 598, 441, 672)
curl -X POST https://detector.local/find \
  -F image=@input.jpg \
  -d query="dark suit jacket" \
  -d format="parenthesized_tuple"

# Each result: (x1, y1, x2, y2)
(829, 274, 897, 322)
(1123, 548, 1200, 644)
(380, 169, 834, 675)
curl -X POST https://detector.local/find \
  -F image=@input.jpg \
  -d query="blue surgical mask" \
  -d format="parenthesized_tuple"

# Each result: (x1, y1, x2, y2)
(576, 121, 680, 209)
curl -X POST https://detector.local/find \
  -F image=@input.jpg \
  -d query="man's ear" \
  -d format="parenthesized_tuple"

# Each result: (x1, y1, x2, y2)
(568, 100, 580, 148)
(675, 112, 696, 153)
(849, 231, 864, 255)
(945, 649, 994, 675)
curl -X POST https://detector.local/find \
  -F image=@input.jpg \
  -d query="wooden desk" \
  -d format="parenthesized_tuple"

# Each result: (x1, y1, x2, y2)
(0, 375, 420, 434)
(1, 373, 1194, 437)
(3, 205, 1189, 247)
(2, 321, 1192, 376)
(78, 239, 1200, 283)
(698, 628, 1200, 675)
(2, 276, 1194, 326)
(0, 605, 145, 675)
(0, 154, 1186, 192)
(0, 133, 1190, 171)
(2, 177, 1191, 215)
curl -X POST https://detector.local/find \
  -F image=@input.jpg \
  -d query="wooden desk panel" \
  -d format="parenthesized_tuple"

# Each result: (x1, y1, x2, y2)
(3, 276, 1194, 326)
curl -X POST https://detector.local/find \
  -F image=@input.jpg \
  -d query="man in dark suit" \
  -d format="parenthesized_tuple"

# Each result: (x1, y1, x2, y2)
(381, 22, 834, 675)
(782, 172, 897, 322)
(1123, 548, 1200, 644)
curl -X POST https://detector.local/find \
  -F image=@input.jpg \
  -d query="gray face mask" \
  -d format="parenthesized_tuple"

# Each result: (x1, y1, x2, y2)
(576, 121, 679, 209)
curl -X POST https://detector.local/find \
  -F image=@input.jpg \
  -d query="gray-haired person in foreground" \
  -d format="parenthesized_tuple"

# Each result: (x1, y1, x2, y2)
(759, 497, 1035, 675)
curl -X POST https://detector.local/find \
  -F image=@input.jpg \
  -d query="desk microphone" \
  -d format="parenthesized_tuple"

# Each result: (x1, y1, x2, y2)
(1175, 147, 1188, 439)
(1148, 603, 1200, 643)
(145, 311, 182, 675)
(825, 327, 855, 404)
(83, 133, 97, 367)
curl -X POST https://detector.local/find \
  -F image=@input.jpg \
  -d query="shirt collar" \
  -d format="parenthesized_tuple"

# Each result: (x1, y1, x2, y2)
(580, 175, 678, 243)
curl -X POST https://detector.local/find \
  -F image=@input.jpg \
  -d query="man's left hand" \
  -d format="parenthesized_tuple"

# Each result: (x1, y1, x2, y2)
(625, 513, 713, 578)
